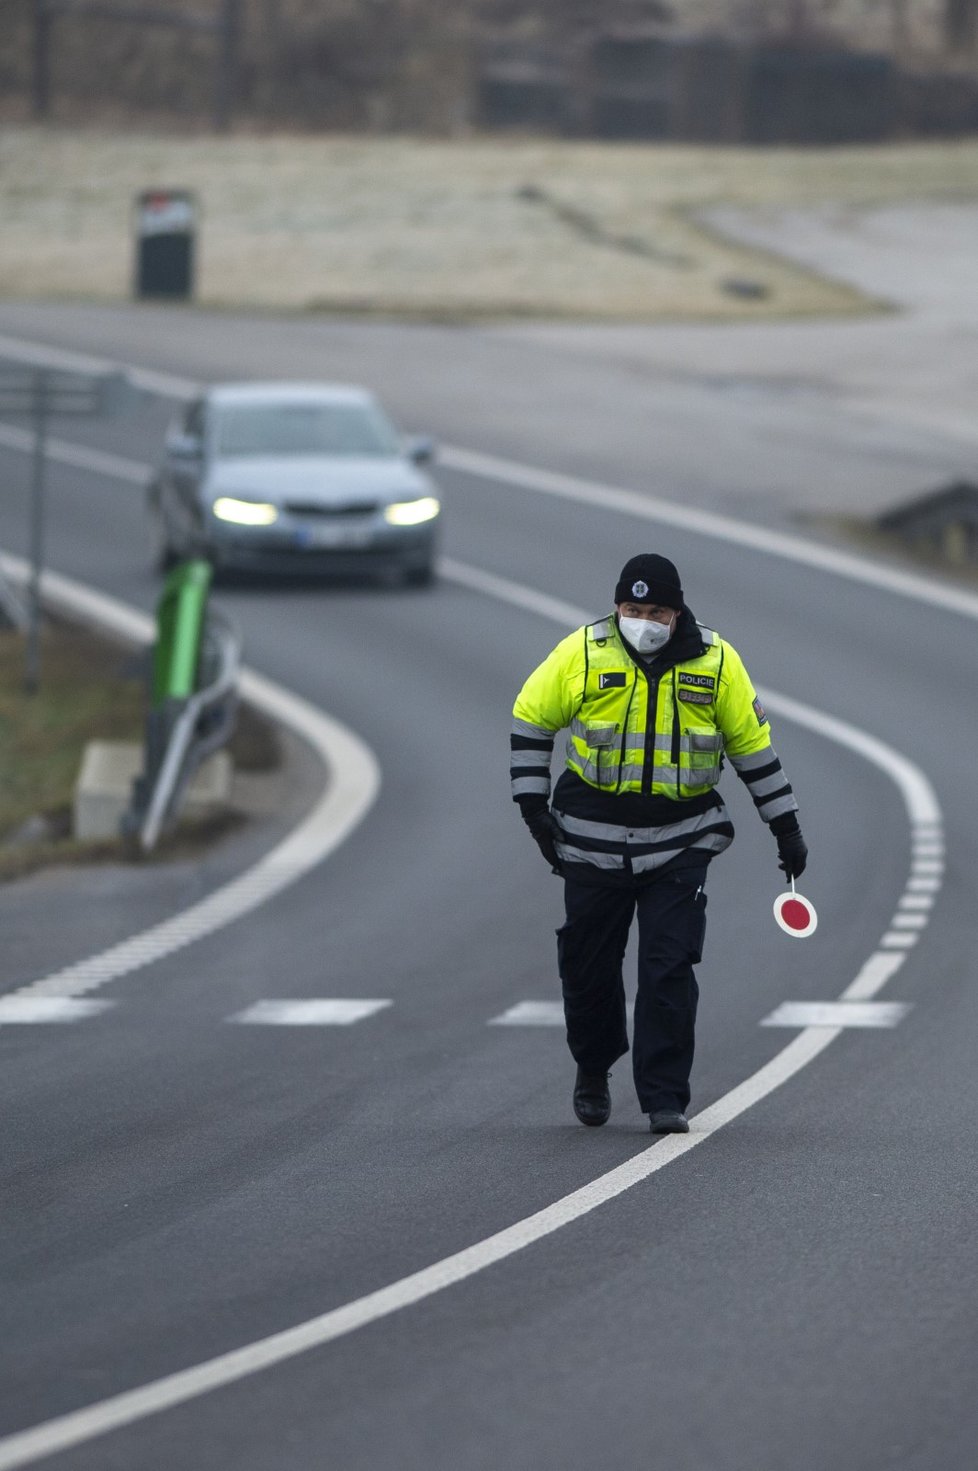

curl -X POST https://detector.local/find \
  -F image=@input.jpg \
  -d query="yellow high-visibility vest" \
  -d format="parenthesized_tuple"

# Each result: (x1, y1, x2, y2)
(512, 617, 773, 800)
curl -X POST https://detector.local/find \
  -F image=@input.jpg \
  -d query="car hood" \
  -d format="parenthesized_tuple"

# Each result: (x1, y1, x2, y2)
(205, 456, 432, 505)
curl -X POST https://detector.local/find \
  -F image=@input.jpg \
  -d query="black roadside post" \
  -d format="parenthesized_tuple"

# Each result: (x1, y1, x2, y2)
(25, 368, 48, 694)
(215, 0, 240, 132)
(31, 0, 52, 119)
(0, 364, 142, 692)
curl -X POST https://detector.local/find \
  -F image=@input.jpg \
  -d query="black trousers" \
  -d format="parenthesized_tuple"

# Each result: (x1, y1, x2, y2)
(556, 865, 708, 1114)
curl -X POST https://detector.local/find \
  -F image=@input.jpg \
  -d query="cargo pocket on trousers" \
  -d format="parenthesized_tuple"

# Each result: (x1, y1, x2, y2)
(668, 876, 707, 964)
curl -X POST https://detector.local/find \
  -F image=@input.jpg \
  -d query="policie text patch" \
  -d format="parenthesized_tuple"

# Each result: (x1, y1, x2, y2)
(678, 672, 715, 690)
(598, 672, 627, 690)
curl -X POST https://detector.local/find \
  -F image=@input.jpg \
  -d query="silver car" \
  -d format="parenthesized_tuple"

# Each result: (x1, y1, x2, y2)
(149, 383, 440, 584)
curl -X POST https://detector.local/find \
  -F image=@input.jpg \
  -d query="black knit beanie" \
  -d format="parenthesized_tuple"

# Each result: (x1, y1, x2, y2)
(614, 554, 684, 609)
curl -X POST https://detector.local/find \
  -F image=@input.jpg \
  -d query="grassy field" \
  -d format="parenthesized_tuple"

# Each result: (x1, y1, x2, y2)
(3, 127, 978, 320)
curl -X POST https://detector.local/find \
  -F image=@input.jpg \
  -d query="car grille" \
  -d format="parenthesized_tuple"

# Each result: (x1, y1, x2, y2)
(285, 500, 379, 519)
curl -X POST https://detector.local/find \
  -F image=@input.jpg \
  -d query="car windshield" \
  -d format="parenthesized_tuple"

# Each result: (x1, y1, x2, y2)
(215, 402, 401, 458)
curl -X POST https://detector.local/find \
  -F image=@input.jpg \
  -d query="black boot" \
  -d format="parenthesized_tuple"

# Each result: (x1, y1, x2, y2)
(648, 1109, 689, 1135)
(573, 1067, 611, 1127)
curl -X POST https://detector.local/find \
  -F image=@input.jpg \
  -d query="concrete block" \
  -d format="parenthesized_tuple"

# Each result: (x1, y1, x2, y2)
(73, 740, 233, 841)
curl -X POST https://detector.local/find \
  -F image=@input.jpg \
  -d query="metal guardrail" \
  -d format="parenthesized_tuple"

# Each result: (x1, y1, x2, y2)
(0, 560, 28, 630)
(124, 562, 242, 852)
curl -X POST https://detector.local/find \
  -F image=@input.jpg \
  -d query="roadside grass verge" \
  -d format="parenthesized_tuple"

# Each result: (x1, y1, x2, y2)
(3, 127, 978, 320)
(0, 618, 144, 845)
(0, 617, 278, 882)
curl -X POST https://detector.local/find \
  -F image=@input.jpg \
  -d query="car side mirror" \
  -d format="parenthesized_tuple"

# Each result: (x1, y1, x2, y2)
(404, 435, 436, 465)
(166, 431, 203, 462)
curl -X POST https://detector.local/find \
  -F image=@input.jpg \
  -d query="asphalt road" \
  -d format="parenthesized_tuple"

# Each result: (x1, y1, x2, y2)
(1, 234, 977, 1471)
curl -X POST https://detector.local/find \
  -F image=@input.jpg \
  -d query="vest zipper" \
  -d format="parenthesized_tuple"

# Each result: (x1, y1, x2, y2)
(615, 671, 637, 793)
(642, 673, 658, 796)
(671, 669, 681, 796)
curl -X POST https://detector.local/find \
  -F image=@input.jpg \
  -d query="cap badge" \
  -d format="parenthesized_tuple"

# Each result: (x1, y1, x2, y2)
(631, 580, 649, 598)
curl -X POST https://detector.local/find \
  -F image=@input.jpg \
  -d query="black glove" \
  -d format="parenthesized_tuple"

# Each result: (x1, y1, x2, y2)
(774, 824, 808, 880)
(525, 809, 563, 874)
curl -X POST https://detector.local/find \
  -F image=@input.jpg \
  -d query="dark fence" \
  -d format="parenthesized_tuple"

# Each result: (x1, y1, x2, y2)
(478, 33, 978, 145)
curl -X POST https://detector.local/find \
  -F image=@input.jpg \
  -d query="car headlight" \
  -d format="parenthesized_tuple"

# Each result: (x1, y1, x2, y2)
(212, 496, 279, 526)
(383, 496, 440, 527)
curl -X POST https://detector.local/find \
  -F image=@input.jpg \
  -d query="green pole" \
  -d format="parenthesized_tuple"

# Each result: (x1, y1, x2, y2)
(152, 560, 212, 706)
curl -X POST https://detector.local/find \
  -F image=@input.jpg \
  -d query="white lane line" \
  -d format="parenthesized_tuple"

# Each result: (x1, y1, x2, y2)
(841, 952, 905, 1002)
(489, 1001, 565, 1027)
(0, 339, 950, 1468)
(0, 554, 381, 1005)
(761, 1001, 912, 1029)
(3, 327, 978, 625)
(0, 1028, 846, 1471)
(0, 997, 113, 1025)
(442, 557, 944, 1028)
(231, 999, 392, 1026)
(0, 553, 943, 1470)
(0, 424, 147, 485)
(0, 332, 197, 399)
(438, 445, 978, 623)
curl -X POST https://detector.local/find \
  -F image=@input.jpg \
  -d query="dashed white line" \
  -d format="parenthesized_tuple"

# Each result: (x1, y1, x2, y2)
(489, 1001, 565, 1026)
(0, 336, 955, 1471)
(0, 997, 114, 1025)
(231, 999, 392, 1026)
(0, 555, 381, 1008)
(762, 1001, 912, 1029)
(841, 952, 906, 1002)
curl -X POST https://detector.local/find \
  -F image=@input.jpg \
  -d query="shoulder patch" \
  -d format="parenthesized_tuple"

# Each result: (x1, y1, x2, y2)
(753, 697, 769, 726)
(588, 617, 614, 646)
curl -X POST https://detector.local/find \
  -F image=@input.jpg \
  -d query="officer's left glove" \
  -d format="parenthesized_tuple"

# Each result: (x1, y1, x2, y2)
(771, 815, 808, 880)
(524, 809, 563, 875)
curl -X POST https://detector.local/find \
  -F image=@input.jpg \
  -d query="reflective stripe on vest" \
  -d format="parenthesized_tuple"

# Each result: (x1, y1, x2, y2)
(565, 621, 726, 798)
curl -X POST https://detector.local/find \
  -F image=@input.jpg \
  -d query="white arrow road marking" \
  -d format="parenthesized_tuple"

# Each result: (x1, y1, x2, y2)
(762, 1001, 913, 1029)
(231, 999, 392, 1026)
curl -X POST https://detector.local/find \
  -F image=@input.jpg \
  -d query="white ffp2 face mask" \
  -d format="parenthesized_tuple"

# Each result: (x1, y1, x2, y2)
(619, 614, 674, 655)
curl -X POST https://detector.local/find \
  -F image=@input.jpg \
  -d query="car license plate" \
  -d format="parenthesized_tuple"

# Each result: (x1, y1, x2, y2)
(295, 523, 371, 549)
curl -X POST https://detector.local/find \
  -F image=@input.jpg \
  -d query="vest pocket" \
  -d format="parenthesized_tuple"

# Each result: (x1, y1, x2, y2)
(573, 722, 619, 789)
(681, 729, 724, 787)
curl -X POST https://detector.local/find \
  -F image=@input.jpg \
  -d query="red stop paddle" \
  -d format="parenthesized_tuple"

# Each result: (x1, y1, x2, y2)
(773, 877, 818, 938)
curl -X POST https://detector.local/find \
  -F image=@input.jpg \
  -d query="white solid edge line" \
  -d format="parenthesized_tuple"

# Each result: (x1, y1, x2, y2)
(0, 557, 941, 1470)
(437, 446, 978, 623)
(0, 334, 947, 1467)
(0, 553, 381, 1005)
(0, 1030, 839, 1471)
(0, 424, 148, 485)
(2, 327, 978, 624)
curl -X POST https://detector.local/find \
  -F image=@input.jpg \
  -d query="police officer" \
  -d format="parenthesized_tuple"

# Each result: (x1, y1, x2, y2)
(510, 553, 807, 1134)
